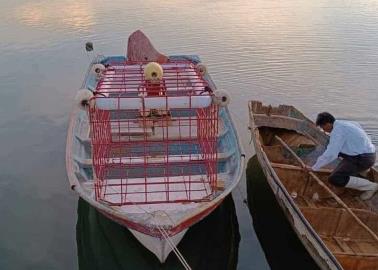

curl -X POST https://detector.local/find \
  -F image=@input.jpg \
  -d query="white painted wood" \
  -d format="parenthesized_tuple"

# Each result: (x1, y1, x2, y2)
(96, 95, 212, 110)
(129, 228, 187, 263)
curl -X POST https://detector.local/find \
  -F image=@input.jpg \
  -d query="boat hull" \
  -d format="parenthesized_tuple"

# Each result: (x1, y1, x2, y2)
(70, 174, 231, 262)
(248, 101, 343, 270)
(98, 199, 223, 239)
(70, 178, 229, 262)
(66, 54, 244, 262)
(248, 100, 378, 270)
(129, 228, 187, 263)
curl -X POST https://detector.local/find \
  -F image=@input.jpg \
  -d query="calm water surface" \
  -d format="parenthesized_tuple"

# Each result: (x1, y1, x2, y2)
(1, 0, 378, 269)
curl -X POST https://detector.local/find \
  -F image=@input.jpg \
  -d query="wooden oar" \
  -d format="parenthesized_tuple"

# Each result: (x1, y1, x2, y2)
(275, 135, 378, 242)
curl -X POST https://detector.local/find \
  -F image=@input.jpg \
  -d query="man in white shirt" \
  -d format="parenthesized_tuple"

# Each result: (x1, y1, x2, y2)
(311, 112, 377, 200)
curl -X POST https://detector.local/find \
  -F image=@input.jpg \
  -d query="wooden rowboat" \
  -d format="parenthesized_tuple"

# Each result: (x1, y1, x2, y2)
(66, 30, 244, 263)
(248, 100, 378, 270)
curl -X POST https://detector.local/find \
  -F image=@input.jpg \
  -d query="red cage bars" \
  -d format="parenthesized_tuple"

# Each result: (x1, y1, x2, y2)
(89, 60, 219, 205)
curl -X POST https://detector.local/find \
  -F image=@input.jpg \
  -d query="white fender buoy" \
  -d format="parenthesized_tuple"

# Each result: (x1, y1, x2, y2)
(144, 62, 163, 81)
(75, 89, 94, 110)
(91, 63, 106, 78)
(196, 64, 207, 76)
(212, 90, 230, 107)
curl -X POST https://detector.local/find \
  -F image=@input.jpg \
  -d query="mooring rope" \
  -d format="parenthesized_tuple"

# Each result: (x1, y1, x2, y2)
(155, 224, 192, 270)
(106, 188, 192, 270)
(137, 207, 192, 270)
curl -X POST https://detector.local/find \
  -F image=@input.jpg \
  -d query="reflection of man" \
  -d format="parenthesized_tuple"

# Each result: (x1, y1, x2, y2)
(311, 112, 378, 200)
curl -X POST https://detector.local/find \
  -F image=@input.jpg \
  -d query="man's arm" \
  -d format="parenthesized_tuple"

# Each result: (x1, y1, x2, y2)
(312, 127, 345, 171)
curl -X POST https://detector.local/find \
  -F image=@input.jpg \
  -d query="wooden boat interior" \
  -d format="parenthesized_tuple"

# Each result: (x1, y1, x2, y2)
(250, 101, 378, 269)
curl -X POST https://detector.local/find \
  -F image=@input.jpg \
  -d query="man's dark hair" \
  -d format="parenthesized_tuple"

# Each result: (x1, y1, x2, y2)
(316, 112, 335, 126)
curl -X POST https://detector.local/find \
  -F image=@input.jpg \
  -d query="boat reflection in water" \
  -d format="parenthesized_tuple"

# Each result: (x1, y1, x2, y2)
(76, 195, 240, 270)
(246, 155, 319, 270)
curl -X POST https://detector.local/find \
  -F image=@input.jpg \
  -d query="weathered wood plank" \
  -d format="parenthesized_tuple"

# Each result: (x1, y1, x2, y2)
(271, 162, 332, 173)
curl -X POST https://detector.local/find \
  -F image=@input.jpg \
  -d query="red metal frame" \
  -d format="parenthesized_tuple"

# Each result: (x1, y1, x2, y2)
(89, 60, 219, 205)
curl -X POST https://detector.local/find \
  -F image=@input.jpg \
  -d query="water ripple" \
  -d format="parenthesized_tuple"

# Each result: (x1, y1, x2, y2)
(1, 0, 378, 269)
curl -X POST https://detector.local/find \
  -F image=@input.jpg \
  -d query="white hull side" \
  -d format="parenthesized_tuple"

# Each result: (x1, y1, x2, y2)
(129, 228, 188, 263)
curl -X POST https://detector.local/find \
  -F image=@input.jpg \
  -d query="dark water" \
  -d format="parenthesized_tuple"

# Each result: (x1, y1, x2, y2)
(77, 196, 239, 270)
(1, 0, 378, 269)
(246, 156, 320, 270)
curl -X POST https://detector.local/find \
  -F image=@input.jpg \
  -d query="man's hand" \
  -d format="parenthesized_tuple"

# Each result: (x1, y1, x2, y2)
(311, 164, 321, 172)
(304, 165, 314, 173)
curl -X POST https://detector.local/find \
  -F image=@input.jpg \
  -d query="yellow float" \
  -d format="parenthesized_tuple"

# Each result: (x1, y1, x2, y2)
(144, 62, 163, 81)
